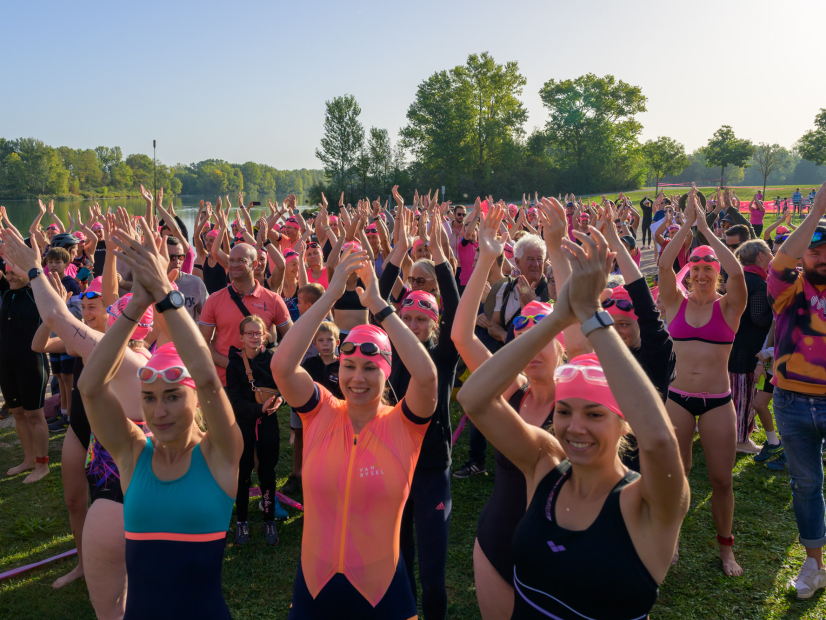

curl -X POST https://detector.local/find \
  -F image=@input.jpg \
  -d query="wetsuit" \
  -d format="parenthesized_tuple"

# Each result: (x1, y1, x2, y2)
(288, 384, 429, 619)
(225, 346, 280, 522)
(69, 358, 91, 450)
(476, 385, 553, 585)
(640, 200, 653, 245)
(511, 460, 658, 619)
(380, 260, 460, 620)
(92, 239, 107, 278)
(0, 286, 48, 411)
(123, 437, 234, 620)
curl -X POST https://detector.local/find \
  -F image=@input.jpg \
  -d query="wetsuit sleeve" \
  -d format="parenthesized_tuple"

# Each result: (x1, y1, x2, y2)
(625, 277, 675, 391)
(224, 359, 265, 421)
(749, 280, 772, 327)
(379, 259, 400, 301)
(401, 399, 430, 425)
(432, 262, 460, 363)
(295, 384, 321, 414)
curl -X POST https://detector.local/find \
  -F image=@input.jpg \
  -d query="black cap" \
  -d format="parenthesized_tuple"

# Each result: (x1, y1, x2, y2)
(810, 226, 826, 250)
(721, 214, 735, 225)
(620, 235, 636, 250)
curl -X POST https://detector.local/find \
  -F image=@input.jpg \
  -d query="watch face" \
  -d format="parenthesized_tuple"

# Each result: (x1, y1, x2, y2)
(170, 290, 185, 308)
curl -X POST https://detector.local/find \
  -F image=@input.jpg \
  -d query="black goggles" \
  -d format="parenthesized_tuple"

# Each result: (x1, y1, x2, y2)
(602, 298, 634, 312)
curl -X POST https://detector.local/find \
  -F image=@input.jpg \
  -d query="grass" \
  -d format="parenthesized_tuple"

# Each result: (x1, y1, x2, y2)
(2, 401, 826, 619)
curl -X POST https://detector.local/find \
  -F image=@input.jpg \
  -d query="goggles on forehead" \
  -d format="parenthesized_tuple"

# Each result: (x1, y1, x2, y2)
(554, 364, 608, 386)
(80, 291, 102, 300)
(512, 313, 547, 331)
(688, 254, 719, 264)
(137, 366, 192, 384)
(340, 341, 392, 365)
(601, 298, 634, 312)
(401, 298, 437, 312)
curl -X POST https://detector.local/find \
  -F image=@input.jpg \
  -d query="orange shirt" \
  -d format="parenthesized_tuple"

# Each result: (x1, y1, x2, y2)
(297, 385, 429, 606)
(198, 282, 291, 385)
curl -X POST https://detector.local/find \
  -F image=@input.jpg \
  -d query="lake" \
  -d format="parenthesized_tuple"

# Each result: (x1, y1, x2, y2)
(1, 194, 315, 241)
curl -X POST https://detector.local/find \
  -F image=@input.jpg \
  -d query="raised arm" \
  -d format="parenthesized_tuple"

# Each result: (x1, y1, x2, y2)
(658, 196, 697, 307)
(156, 196, 191, 257)
(780, 180, 826, 260)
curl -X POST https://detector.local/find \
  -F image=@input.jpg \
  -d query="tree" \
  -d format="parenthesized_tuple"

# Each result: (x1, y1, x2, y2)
(367, 127, 393, 189)
(642, 137, 689, 192)
(538, 73, 648, 192)
(798, 109, 826, 167)
(315, 94, 364, 193)
(752, 143, 790, 197)
(703, 125, 754, 187)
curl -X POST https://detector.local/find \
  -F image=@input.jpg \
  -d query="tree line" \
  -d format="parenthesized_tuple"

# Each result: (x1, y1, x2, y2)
(0, 138, 325, 199)
(312, 52, 826, 205)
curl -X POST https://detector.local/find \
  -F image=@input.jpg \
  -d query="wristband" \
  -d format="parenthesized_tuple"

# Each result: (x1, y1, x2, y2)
(263, 239, 272, 247)
(120, 309, 139, 323)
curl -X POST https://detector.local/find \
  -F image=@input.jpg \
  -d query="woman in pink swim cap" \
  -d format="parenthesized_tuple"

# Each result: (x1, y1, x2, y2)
(458, 224, 687, 620)
(658, 186, 747, 576)
(78, 218, 243, 620)
(272, 245, 438, 618)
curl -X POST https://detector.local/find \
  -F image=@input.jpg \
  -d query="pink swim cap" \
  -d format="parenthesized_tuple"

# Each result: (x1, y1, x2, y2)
(92, 223, 103, 231)
(86, 276, 104, 296)
(365, 223, 379, 235)
(342, 240, 363, 254)
(74, 231, 86, 242)
(283, 250, 299, 263)
(515, 300, 564, 346)
(329, 215, 339, 224)
(47, 223, 59, 231)
(602, 286, 637, 322)
(342, 324, 392, 380)
(555, 353, 623, 419)
(206, 229, 219, 240)
(775, 226, 789, 235)
(401, 290, 438, 323)
(412, 238, 426, 252)
(107, 293, 154, 340)
(504, 242, 514, 259)
(284, 217, 300, 229)
(508, 204, 518, 218)
(688, 245, 721, 273)
(142, 342, 197, 390)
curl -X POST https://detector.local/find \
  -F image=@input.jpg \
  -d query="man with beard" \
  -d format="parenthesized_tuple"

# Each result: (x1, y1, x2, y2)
(767, 181, 826, 599)
(199, 243, 292, 386)
(488, 234, 551, 347)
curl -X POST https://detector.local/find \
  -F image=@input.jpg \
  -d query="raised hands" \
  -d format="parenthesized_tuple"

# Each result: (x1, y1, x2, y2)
(477, 203, 506, 259)
(561, 228, 614, 323)
(110, 217, 171, 303)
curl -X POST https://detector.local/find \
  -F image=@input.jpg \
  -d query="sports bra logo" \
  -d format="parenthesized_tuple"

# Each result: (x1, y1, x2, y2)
(358, 465, 385, 478)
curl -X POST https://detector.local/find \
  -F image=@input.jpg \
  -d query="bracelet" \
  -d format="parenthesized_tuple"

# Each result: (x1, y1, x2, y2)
(120, 309, 139, 323)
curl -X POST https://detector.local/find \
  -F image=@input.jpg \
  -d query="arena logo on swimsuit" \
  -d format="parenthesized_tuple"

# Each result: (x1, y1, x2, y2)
(359, 465, 385, 478)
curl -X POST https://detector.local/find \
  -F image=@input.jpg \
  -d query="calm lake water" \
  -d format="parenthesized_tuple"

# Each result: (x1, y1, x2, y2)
(1, 194, 313, 241)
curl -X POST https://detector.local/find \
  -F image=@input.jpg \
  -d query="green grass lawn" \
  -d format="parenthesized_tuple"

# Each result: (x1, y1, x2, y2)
(591, 185, 817, 210)
(2, 401, 826, 619)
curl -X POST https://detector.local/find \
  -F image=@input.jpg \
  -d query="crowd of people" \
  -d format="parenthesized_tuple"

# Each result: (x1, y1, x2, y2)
(1, 179, 825, 619)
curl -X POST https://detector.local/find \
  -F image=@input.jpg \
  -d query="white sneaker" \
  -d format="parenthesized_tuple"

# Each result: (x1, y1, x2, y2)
(736, 439, 761, 454)
(789, 557, 826, 599)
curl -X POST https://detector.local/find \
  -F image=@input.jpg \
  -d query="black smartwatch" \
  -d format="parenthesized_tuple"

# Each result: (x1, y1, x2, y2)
(28, 267, 43, 281)
(373, 305, 396, 324)
(155, 290, 185, 313)
(263, 239, 273, 248)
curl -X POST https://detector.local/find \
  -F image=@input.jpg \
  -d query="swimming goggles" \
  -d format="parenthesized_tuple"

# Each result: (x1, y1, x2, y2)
(512, 313, 547, 331)
(137, 366, 192, 384)
(401, 298, 437, 312)
(80, 291, 102, 299)
(688, 254, 719, 264)
(553, 364, 608, 386)
(340, 341, 392, 365)
(601, 298, 634, 312)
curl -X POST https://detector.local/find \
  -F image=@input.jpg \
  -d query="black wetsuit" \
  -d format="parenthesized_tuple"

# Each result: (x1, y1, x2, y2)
(380, 260, 460, 620)
(640, 200, 653, 245)
(0, 286, 48, 411)
(511, 460, 658, 619)
(476, 385, 553, 585)
(69, 358, 91, 450)
(93, 239, 107, 278)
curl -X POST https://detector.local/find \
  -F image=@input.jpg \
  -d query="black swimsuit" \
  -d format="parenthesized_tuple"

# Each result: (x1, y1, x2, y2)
(476, 385, 553, 585)
(202, 257, 228, 295)
(511, 460, 658, 619)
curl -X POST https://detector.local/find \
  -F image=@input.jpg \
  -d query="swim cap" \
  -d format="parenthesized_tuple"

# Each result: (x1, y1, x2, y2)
(47, 223, 59, 231)
(206, 229, 219, 239)
(555, 353, 623, 419)
(508, 204, 518, 219)
(107, 293, 154, 340)
(342, 240, 363, 254)
(400, 290, 438, 323)
(504, 242, 515, 259)
(412, 238, 426, 252)
(775, 226, 789, 235)
(602, 286, 637, 322)
(342, 324, 392, 380)
(231, 219, 240, 228)
(512, 300, 564, 346)
(284, 250, 299, 263)
(86, 276, 104, 296)
(284, 217, 300, 229)
(329, 215, 339, 224)
(92, 223, 103, 231)
(675, 245, 720, 294)
(365, 223, 379, 235)
(74, 231, 86, 242)
(142, 342, 196, 390)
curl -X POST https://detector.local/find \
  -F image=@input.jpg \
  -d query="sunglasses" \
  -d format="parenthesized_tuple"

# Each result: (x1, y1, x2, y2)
(80, 291, 102, 300)
(512, 313, 547, 331)
(774, 234, 789, 243)
(554, 363, 608, 386)
(137, 366, 192, 384)
(601, 298, 634, 312)
(168, 253, 186, 260)
(306, 242, 319, 249)
(688, 254, 719, 264)
(407, 276, 432, 286)
(340, 341, 392, 365)
(401, 298, 437, 312)
(455, 213, 465, 218)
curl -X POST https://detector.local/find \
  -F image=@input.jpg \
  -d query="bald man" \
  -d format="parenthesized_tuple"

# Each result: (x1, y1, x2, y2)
(198, 243, 292, 385)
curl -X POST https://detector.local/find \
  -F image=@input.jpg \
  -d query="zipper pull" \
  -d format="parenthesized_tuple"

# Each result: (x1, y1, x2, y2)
(353, 437, 357, 446)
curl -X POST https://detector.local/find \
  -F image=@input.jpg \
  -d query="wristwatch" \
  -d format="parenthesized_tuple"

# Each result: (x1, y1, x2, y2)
(155, 290, 185, 313)
(373, 305, 396, 324)
(28, 268, 43, 281)
(263, 239, 272, 247)
(580, 310, 614, 337)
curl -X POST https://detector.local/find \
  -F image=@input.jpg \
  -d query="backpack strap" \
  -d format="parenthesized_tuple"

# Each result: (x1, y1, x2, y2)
(227, 284, 252, 318)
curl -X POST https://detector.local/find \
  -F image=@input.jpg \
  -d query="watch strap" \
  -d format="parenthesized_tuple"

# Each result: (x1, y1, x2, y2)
(580, 310, 614, 337)
(373, 305, 396, 324)
(155, 290, 183, 314)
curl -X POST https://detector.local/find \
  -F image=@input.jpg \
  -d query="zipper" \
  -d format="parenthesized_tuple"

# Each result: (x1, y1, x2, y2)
(338, 435, 358, 573)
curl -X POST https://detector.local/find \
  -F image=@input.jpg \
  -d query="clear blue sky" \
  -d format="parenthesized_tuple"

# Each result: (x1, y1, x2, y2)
(1, 0, 823, 170)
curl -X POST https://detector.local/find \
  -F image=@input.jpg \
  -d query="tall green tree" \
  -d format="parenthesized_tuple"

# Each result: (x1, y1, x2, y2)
(367, 127, 393, 189)
(703, 125, 754, 187)
(538, 73, 647, 192)
(642, 137, 689, 192)
(315, 94, 364, 193)
(798, 109, 826, 167)
(752, 143, 791, 197)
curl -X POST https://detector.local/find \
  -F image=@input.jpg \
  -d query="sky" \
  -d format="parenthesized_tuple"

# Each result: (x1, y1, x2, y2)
(2, 0, 824, 170)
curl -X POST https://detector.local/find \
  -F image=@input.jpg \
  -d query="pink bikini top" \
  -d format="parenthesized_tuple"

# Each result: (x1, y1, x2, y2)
(668, 296, 735, 345)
